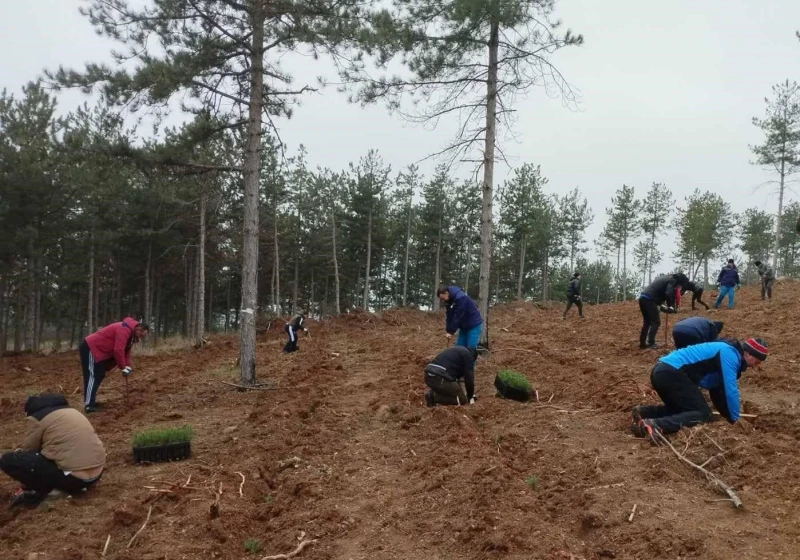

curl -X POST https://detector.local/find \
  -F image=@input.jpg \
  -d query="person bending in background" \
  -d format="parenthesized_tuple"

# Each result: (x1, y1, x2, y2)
(283, 312, 308, 353)
(754, 260, 776, 300)
(680, 280, 710, 311)
(637, 273, 689, 350)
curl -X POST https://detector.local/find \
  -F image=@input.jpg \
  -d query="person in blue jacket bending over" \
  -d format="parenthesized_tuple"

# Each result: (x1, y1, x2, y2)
(671, 317, 723, 349)
(437, 285, 483, 350)
(631, 337, 768, 441)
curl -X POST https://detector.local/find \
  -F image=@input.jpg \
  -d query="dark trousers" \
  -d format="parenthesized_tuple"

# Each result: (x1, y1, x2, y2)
(79, 339, 108, 408)
(637, 363, 712, 434)
(639, 298, 660, 347)
(0, 450, 101, 496)
(692, 292, 710, 310)
(562, 298, 583, 318)
(425, 374, 467, 406)
(283, 325, 298, 353)
(761, 279, 774, 300)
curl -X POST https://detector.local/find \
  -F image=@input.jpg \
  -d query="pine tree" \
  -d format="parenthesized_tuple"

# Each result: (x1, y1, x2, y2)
(750, 80, 800, 272)
(639, 182, 673, 286)
(601, 185, 640, 300)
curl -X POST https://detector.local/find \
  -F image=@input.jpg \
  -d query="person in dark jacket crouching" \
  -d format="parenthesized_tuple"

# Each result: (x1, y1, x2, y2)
(283, 312, 308, 353)
(672, 317, 723, 349)
(562, 272, 584, 319)
(437, 285, 483, 350)
(637, 273, 689, 349)
(0, 394, 106, 508)
(680, 281, 710, 310)
(631, 338, 767, 442)
(423, 346, 476, 407)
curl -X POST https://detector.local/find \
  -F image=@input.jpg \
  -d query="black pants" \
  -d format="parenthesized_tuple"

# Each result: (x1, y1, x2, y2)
(425, 374, 467, 406)
(692, 291, 710, 310)
(0, 450, 101, 496)
(283, 325, 298, 353)
(636, 363, 712, 434)
(639, 298, 660, 347)
(761, 279, 774, 300)
(79, 339, 108, 408)
(562, 297, 583, 318)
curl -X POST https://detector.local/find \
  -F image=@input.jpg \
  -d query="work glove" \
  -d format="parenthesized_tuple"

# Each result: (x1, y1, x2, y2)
(469, 398, 476, 405)
(445, 333, 453, 339)
(122, 366, 132, 377)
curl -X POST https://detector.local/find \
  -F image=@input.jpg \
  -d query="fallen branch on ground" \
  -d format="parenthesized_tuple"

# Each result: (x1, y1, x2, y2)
(627, 503, 637, 522)
(127, 505, 153, 549)
(713, 411, 757, 419)
(220, 381, 307, 391)
(260, 539, 317, 560)
(101, 535, 111, 557)
(235, 471, 245, 497)
(531, 405, 594, 413)
(588, 377, 650, 398)
(210, 482, 222, 519)
(653, 430, 742, 508)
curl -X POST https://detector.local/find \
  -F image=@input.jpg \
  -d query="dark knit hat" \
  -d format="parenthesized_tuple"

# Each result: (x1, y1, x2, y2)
(713, 321, 724, 335)
(743, 337, 768, 362)
(573, 272, 580, 278)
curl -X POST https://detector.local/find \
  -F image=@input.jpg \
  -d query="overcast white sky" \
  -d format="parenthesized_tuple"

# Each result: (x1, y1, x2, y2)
(2, 0, 799, 274)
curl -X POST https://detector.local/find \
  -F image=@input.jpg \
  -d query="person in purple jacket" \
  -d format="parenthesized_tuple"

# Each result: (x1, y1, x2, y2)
(714, 259, 741, 309)
(437, 285, 483, 351)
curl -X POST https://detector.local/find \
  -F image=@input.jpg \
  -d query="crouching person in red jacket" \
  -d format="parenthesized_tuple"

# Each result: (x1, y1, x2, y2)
(79, 317, 149, 413)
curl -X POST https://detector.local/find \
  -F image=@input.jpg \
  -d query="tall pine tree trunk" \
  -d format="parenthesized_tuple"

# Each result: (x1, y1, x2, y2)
(433, 214, 442, 311)
(0, 276, 6, 355)
(516, 236, 527, 301)
(196, 190, 206, 347)
(402, 191, 412, 306)
(331, 209, 341, 316)
(14, 286, 22, 352)
(464, 238, 472, 293)
(25, 237, 36, 351)
(238, 4, 265, 385)
(272, 204, 280, 313)
(363, 207, 372, 310)
(225, 271, 232, 332)
(772, 156, 786, 271)
(615, 245, 621, 302)
(144, 243, 152, 328)
(622, 236, 628, 301)
(478, 19, 499, 347)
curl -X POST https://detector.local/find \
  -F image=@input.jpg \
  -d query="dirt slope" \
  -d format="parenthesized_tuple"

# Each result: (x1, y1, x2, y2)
(1, 283, 799, 560)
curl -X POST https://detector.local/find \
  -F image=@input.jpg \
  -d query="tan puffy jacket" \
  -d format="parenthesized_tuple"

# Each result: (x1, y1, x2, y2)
(22, 404, 106, 474)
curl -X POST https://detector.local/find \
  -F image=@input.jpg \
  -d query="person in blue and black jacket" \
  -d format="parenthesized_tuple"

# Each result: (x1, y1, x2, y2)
(672, 317, 724, 349)
(631, 337, 768, 441)
(714, 259, 741, 309)
(637, 273, 690, 350)
(437, 285, 483, 350)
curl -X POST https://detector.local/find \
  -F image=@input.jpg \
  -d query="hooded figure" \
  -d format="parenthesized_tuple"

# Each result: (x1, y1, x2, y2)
(631, 338, 767, 441)
(80, 317, 149, 413)
(672, 317, 723, 349)
(637, 273, 690, 349)
(0, 394, 105, 508)
(562, 272, 584, 320)
(437, 286, 483, 350)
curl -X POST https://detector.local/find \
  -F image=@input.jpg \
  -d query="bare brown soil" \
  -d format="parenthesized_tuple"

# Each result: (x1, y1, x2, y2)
(2, 283, 800, 559)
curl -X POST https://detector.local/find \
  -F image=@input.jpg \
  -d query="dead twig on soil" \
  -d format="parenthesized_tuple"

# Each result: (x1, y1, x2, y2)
(493, 347, 537, 353)
(627, 504, 638, 522)
(713, 411, 757, 419)
(220, 381, 308, 391)
(704, 433, 726, 453)
(210, 482, 222, 518)
(235, 471, 245, 497)
(653, 431, 742, 508)
(127, 505, 153, 549)
(260, 539, 317, 560)
(588, 377, 650, 398)
(531, 405, 594, 413)
(101, 534, 111, 557)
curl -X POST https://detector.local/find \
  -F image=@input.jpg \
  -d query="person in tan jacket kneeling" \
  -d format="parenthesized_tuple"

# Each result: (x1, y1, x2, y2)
(0, 394, 106, 508)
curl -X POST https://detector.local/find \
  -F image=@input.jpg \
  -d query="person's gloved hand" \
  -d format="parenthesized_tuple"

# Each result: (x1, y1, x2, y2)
(445, 333, 453, 340)
(469, 398, 476, 405)
(122, 366, 132, 377)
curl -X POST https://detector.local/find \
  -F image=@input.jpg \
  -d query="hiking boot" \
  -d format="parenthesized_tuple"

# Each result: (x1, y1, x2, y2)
(424, 389, 435, 408)
(84, 406, 99, 414)
(9, 488, 45, 509)
(631, 419, 662, 443)
(631, 405, 645, 423)
(646, 343, 659, 350)
(560, 316, 566, 320)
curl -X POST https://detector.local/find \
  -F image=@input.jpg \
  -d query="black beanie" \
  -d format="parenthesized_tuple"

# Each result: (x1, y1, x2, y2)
(573, 272, 580, 278)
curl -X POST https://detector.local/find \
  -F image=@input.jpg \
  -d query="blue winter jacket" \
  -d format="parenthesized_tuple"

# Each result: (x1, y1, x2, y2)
(659, 341, 744, 422)
(672, 317, 720, 344)
(717, 265, 740, 287)
(444, 286, 482, 334)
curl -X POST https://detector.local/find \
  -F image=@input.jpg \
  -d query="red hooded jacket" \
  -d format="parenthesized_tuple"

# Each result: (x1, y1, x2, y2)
(85, 317, 140, 370)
